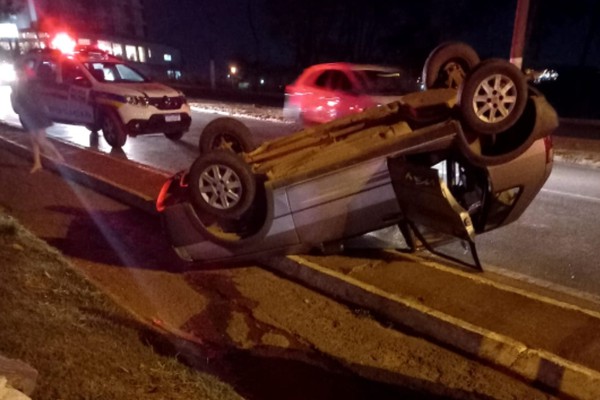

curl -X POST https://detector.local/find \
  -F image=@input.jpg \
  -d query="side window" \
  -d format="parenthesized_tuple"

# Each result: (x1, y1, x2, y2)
(36, 60, 57, 83)
(62, 61, 86, 85)
(329, 71, 353, 92)
(314, 71, 332, 88)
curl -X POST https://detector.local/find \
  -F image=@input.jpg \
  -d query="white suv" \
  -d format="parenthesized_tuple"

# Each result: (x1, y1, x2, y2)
(11, 48, 192, 148)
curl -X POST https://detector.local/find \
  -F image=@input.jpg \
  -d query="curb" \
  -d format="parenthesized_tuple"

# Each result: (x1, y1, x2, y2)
(261, 255, 600, 400)
(0, 127, 160, 216)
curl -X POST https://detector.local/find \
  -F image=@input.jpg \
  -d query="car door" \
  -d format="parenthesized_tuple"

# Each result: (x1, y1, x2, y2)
(60, 60, 94, 124)
(388, 158, 478, 242)
(35, 58, 68, 122)
(308, 68, 364, 123)
(305, 69, 357, 123)
(328, 69, 366, 119)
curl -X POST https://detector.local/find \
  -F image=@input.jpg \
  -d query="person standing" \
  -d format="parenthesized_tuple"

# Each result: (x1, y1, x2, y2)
(12, 62, 64, 173)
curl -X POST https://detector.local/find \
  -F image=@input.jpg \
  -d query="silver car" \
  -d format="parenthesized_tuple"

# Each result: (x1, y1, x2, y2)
(157, 43, 557, 269)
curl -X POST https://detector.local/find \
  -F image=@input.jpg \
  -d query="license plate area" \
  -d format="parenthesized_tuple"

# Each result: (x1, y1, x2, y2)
(165, 114, 181, 122)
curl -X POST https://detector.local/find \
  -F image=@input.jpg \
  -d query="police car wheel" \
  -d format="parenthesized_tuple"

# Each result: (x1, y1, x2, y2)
(101, 109, 127, 148)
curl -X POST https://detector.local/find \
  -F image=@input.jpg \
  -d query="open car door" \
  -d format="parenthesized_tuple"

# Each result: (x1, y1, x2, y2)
(389, 157, 484, 269)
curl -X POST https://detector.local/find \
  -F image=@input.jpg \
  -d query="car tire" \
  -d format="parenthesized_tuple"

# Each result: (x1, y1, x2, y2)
(422, 42, 480, 89)
(165, 131, 185, 141)
(458, 59, 528, 135)
(199, 117, 255, 154)
(101, 108, 127, 148)
(188, 150, 256, 219)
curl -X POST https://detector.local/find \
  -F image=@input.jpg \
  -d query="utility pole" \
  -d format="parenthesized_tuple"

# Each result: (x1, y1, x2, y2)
(509, 0, 531, 69)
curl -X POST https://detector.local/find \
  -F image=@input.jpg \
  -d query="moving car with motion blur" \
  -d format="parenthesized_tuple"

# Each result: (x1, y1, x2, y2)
(10, 46, 191, 148)
(283, 62, 418, 126)
(157, 43, 557, 269)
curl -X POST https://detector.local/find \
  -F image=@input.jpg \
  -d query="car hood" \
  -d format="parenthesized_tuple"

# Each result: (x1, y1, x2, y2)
(97, 82, 182, 98)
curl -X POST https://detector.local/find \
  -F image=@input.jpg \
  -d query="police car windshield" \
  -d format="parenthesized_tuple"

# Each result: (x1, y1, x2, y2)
(83, 62, 149, 83)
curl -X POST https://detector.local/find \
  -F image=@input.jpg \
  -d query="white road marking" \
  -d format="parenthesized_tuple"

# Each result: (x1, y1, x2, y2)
(541, 188, 600, 204)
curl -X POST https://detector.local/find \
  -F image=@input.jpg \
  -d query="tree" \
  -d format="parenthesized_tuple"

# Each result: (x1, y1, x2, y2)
(263, 0, 518, 71)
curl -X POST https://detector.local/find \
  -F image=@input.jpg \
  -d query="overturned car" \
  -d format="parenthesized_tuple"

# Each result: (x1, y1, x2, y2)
(157, 43, 558, 269)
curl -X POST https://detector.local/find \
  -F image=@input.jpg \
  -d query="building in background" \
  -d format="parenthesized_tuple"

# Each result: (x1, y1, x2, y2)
(0, 0, 182, 80)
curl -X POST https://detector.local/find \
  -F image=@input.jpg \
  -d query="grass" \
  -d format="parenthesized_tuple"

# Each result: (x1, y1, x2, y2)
(0, 212, 243, 400)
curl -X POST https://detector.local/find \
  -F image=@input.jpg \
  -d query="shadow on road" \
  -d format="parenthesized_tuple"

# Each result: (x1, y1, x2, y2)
(42, 205, 187, 271)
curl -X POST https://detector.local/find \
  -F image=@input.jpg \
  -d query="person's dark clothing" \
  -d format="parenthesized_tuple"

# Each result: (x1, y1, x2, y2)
(12, 80, 52, 131)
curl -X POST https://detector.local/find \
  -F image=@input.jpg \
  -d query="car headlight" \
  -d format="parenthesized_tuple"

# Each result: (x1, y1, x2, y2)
(125, 95, 149, 107)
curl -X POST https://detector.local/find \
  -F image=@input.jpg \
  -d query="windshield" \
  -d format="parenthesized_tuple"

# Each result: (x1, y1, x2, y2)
(83, 62, 149, 83)
(358, 69, 417, 95)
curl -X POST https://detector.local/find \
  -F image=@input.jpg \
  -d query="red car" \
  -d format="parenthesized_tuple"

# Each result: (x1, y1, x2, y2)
(283, 62, 417, 125)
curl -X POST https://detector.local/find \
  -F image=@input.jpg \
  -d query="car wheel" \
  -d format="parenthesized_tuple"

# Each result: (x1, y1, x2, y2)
(199, 117, 255, 154)
(101, 109, 127, 148)
(458, 59, 528, 135)
(165, 131, 185, 141)
(188, 150, 256, 219)
(422, 42, 480, 89)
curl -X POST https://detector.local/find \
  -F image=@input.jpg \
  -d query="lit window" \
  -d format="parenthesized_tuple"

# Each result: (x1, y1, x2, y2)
(97, 40, 112, 54)
(137, 46, 146, 62)
(78, 38, 91, 46)
(164, 53, 172, 62)
(112, 43, 123, 57)
(125, 45, 137, 62)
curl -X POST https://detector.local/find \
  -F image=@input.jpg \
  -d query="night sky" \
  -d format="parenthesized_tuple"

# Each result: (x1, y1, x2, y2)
(144, 0, 275, 78)
(144, 0, 600, 81)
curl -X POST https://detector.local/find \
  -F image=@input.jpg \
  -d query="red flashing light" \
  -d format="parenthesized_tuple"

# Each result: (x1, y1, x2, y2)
(51, 32, 77, 54)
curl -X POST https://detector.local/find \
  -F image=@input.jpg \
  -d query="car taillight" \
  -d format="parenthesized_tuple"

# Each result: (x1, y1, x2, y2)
(543, 135, 553, 164)
(156, 178, 173, 212)
(156, 172, 188, 212)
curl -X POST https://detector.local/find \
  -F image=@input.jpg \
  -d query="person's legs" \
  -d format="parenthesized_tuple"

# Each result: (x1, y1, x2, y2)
(38, 130, 64, 162)
(29, 130, 43, 173)
(29, 129, 64, 173)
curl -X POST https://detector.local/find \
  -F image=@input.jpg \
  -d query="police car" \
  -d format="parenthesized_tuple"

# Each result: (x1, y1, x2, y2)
(11, 47, 191, 148)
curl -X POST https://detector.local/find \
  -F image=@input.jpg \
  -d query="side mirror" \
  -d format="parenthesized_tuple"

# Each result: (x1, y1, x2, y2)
(74, 76, 92, 88)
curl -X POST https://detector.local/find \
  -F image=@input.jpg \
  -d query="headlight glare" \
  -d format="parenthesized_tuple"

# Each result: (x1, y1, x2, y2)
(126, 95, 149, 107)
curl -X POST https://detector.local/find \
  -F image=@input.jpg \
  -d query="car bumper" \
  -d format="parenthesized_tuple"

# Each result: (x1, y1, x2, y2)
(125, 112, 192, 136)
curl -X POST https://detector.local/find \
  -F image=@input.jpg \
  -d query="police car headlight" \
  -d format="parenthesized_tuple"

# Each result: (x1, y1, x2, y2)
(125, 95, 149, 107)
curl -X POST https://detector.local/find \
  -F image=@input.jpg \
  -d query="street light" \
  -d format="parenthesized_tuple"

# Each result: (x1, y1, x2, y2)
(228, 65, 238, 89)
